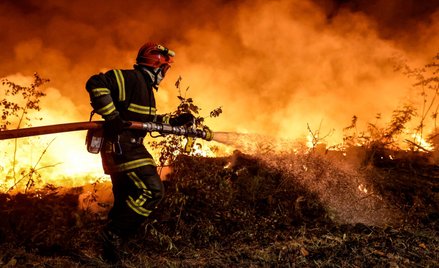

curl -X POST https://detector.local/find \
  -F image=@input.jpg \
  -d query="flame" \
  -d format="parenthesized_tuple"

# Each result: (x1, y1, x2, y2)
(0, 1, 438, 191)
(0, 75, 105, 192)
(190, 140, 216, 157)
(411, 133, 434, 151)
(0, 133, 106, 192)
(306, 133, 315, 148)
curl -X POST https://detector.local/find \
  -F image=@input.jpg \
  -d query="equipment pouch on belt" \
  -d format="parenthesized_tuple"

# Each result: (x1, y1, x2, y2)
(86, 128, 104, 154)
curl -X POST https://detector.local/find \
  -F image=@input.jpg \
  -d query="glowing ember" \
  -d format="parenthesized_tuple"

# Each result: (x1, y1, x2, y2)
(358, 184, 369, 194)
(223, 162, 232, 169)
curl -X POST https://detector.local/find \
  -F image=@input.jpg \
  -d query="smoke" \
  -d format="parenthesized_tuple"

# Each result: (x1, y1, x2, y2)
(1, 0, 438, 170)
(259, 150, 401, 226)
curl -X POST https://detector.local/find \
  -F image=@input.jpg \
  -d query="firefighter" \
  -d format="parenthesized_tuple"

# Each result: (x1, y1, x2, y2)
(85, 42, 194, 263)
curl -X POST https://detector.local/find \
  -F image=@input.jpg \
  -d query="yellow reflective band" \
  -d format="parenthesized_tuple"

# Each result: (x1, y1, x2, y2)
(127, 103, 157, 115)
(162, 115, 171, 124)
(91, 87, 111, 97)
(127, 173, 152, 206)
(113, 70, 125, 101)
(141, 188, 152, 199)
(127, 172, 146, 189)
(136, 195, 146, 206)
(96, 102, 116, 116)
(126, 197, 152, 217)
(113, 158, 156, 172)
(136, 191, 151, 206)
(128, 194, 146, 206)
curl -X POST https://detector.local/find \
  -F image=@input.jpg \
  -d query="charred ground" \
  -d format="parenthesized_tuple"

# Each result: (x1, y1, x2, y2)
(0, 149, 437, 267)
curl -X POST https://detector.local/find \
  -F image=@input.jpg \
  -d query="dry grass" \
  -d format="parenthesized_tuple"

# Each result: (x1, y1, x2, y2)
(0, 149, 437, 267)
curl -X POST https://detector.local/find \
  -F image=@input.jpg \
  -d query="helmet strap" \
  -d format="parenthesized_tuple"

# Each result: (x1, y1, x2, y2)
(138, 66, 162, 90)
(154, 67, 164, 87)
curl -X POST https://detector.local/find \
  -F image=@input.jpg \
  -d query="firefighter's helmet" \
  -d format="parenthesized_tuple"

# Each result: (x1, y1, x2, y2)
(136, 43, 175, 72)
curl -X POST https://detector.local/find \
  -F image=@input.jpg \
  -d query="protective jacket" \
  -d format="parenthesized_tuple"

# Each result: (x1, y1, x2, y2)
(86, 68, 169, 174)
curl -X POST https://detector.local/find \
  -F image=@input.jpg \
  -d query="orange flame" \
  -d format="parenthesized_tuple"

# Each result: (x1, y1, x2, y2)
(1, 1, 438, 191)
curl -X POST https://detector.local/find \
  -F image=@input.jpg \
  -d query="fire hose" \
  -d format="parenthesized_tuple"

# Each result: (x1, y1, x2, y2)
(0, 121, 214, 152)
(0, 121, 213, 140)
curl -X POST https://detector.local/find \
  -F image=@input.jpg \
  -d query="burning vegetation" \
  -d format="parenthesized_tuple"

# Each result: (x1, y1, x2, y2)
(0, 54, 438, 266)
(1, 0, 439, 266)
(0, 151, 437, 266)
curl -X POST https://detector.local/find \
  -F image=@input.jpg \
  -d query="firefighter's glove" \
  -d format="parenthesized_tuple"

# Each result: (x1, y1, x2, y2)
(169, 113, 195, 127)
(103, 115, 131, 140)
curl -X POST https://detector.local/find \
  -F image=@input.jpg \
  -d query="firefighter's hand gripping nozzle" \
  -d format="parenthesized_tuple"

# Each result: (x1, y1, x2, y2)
(182, 125, 213, 153)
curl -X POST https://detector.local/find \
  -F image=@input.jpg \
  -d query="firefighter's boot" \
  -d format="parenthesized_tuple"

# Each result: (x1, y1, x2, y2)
(100, 229, 128, 264)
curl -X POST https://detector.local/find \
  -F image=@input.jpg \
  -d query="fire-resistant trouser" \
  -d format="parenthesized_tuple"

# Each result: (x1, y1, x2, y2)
(100, 133, 164, 237)
(107, 165, 164, 236)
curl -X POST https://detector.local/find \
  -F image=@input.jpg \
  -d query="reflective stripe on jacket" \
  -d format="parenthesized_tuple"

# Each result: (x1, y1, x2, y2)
(86, 68, 168, 173)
